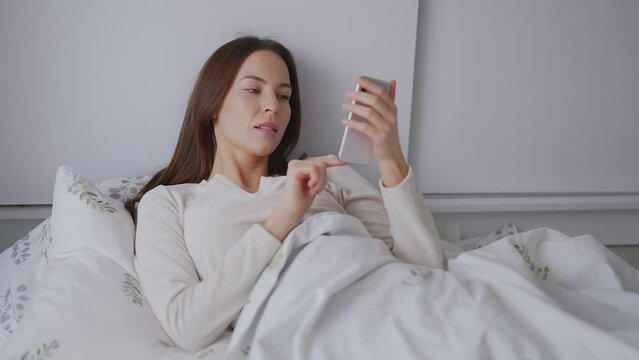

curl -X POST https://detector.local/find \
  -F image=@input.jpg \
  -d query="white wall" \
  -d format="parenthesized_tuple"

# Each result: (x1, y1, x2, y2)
(410, 0, 639, 194)
(0, 0, 419, 204)
(2, 1, 638, 246)
(408, 0, 639, 246)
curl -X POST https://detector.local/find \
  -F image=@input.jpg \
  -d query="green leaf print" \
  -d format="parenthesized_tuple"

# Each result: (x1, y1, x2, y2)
(513, 243, 551, 281)
(268, 251, 285, 271)
(196, 345, 216, 359)
(18, 339, 60, 360)
(123, 272, 144, 306)
(66, 174, 117, 214)
(106, 176, 149, 202)
(11, 234, 31, 266)
(241, 345, 251, 356)
(402, 267, 432, 285)
(158, 339, 175, 348)
(160, 337, 219, 359)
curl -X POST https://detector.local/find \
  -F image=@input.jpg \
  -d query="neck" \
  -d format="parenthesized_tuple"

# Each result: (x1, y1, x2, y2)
(209, 149, 269, 192)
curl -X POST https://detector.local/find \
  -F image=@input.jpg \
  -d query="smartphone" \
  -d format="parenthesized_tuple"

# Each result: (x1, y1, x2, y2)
(338, 77, 391, 165)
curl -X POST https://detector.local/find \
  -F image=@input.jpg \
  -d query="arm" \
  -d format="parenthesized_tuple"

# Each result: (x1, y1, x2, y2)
(134, 186, 280, 351)
(339, 76, 445, 269)
(377, 165, 447, 269)
(329, 164, 446, 269)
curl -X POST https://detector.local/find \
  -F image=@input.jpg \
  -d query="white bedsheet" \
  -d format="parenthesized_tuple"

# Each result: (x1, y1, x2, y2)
(224, 212, 639, 359)
(1, 211, 638, 359)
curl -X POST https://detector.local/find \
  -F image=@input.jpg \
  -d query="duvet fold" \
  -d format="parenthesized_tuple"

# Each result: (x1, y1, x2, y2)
(224, 211, 639, 360)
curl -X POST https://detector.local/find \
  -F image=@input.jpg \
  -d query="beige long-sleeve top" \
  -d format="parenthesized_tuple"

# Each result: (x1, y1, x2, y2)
(133, 162, 445, 351)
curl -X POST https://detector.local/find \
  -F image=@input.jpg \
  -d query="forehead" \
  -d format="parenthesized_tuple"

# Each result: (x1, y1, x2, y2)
(236, 50, 290, 83)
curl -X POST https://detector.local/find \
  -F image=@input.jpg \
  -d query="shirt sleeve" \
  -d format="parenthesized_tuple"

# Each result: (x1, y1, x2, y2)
(133, 186, 281, 351)
(377, 166, 447, 269)
(328, 163, 447, 269)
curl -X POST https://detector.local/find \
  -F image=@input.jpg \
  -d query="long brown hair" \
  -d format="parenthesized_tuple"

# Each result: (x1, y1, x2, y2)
(125, 36, 303, 219)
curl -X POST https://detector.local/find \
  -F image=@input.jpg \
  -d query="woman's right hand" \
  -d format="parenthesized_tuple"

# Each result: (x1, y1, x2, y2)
(263, 155, 347, 241)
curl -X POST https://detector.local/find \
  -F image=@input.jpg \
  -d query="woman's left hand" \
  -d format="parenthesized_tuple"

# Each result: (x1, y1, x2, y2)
(342, 76, 409, 186)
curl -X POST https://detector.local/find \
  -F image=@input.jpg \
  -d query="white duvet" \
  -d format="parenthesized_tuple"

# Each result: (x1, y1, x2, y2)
(223, 212, 639, 359)
(1, 212, 639, 359)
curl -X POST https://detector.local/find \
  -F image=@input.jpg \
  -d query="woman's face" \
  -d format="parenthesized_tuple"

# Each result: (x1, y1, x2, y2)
(214, 50, 292, 159)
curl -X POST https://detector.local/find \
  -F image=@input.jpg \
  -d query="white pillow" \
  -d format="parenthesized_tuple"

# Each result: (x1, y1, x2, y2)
(0, 250, 228, 360)
(97, 175, 151, 203)
(0, 219, 51, 348)
(49, 165, 136, 276)
(1, 167, 231, 358)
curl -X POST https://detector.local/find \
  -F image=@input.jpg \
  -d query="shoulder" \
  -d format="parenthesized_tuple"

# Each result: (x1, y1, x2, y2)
(139, 181, 206, 214)
(137, 185, 177, 218)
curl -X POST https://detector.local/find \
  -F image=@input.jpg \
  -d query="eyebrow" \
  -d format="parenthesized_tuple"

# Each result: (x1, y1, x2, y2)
(240, 75, 292, 89)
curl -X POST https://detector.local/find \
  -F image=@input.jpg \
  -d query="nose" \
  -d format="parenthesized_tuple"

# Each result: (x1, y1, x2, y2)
(262, 91, 279, 114)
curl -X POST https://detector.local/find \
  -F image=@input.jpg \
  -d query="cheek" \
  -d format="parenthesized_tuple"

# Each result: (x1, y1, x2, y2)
(215, 112, 245, 138)
(223, 90, 259, 113)
(217, 101, 255, 132)
(229, 95, 258, 115)
(281, 104, 292, 124)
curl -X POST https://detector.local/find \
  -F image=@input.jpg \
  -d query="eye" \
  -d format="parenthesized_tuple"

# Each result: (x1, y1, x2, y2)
(277, 94, 290, 101)
(246, 88, 260, 94)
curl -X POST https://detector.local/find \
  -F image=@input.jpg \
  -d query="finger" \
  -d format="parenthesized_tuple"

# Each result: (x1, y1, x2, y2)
(357, 76, 395, 110)
(308, 168, 326, 195)
(342, 118, 378, 143)
(390, 80, 397, 102)
(293, 163, 319, 194)
(309, 155, 348, 167)
(309, 165, 323, 188)
(307, 178, 316, 195)
(293, 159, 326, 183)
(313, 181, 326, 195)
(293, 162, 313, 182)
(310, 179, 325, 195)
(343, 103, 392, 131)
(344, 92, 395, 125)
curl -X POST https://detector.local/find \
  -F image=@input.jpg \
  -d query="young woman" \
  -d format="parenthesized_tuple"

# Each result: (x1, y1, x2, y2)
(127, 35, 446, 351)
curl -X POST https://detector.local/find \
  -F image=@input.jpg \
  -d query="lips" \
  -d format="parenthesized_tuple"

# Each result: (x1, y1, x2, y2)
(254, 121, 278, 133)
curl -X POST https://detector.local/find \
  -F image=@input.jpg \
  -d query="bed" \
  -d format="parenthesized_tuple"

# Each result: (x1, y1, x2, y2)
(1, 165, 638, 359)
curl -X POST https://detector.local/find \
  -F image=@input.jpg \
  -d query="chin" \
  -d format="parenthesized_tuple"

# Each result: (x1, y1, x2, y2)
(248, 146, 277, 158)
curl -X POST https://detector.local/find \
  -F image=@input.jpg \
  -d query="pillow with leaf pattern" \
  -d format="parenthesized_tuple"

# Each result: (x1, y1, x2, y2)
(97, 175, 151, 203)
(48, 165, 137, 276)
